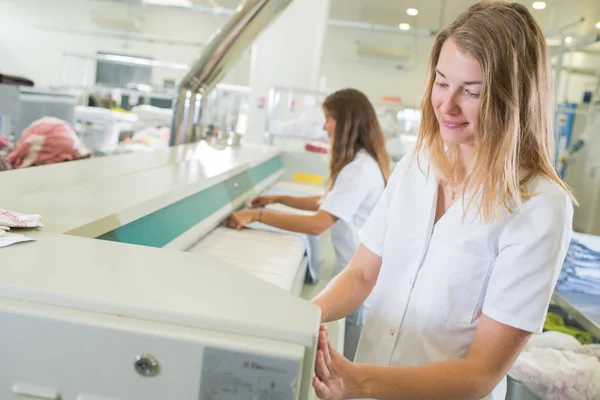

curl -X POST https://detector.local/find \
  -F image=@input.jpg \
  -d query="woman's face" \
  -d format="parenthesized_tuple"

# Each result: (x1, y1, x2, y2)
(431, 38, 483, 153)
(322, 108, 336, 139)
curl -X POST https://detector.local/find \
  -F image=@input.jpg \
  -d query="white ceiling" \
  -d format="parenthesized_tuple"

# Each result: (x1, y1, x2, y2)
(102, 0, 600, 37)
(328, 0, 599, 33)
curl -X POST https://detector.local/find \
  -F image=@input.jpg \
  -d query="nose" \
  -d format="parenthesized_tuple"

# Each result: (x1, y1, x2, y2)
(440, 91, 461, 116)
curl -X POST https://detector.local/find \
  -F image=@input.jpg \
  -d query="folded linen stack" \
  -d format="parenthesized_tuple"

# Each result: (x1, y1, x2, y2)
(557, 236, 600, 296)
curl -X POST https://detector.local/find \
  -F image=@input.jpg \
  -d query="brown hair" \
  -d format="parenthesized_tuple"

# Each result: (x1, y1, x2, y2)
(323, 88, 390, 191)
(414, 0, 574, 221)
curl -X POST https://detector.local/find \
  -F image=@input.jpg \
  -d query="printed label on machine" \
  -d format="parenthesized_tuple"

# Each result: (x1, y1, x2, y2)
(200, 347, 299, 400)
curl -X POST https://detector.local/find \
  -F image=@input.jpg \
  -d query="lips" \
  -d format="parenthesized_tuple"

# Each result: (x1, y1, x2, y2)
(442, 120, 468, 129)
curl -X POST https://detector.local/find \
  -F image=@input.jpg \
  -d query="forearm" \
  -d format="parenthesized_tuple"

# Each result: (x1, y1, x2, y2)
(259, 210, 325, 235)
(312, 268, 373, 322)
(277, 195, 321, 211)
(354, 360, 495, 400)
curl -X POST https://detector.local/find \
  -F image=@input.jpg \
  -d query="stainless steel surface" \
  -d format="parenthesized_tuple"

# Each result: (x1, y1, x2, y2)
(506, 376, 540, 400)
(552, 290, 600, 340)
(134, 354, 159, 377)
(170, 0, 294, 146)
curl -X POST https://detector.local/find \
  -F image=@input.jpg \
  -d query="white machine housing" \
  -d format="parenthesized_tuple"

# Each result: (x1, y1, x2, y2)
(0, 142, 332, 400)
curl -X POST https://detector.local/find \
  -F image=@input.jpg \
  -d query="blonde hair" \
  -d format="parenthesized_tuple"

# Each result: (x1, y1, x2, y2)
(414, 0, 574, 221)
(323, 88, 390, 191)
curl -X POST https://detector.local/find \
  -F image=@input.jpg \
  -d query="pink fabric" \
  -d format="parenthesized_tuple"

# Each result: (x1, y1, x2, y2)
(7, 117, 91, 169)
(0, 133, 9, 151)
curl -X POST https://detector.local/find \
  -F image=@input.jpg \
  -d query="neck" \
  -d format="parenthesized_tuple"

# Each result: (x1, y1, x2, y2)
(458, 143, 476, 173)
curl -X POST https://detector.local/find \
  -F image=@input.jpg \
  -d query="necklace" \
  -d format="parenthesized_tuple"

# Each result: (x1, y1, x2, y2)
(450, 189, 458, 201)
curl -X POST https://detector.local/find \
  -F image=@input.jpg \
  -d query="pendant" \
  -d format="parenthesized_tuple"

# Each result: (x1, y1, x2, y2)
(451, 191, 456, 201)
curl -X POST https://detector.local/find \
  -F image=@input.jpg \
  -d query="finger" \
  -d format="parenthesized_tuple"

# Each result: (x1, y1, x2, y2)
(314, 349, 331, 381)
(313, 376, 331, 400)
(320, 330, 332, 367)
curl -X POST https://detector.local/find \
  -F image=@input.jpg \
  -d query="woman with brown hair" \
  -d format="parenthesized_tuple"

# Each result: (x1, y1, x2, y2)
(311, 2, 575, 400)
(228, 88, 391, 360)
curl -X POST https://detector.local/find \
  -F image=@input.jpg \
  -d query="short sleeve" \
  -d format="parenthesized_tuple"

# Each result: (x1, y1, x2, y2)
(319, 163, 370, 223)
(359, 155, 408, 257)
(482, 186, 573, 333)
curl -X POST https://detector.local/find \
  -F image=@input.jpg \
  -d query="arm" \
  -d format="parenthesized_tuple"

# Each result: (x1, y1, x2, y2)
(227, 209, 336, 236)
(312, 244, 382, 322)
(252, 194, 321, 212)
(278, 195, 321, 211)
(314, 315, 531, 400)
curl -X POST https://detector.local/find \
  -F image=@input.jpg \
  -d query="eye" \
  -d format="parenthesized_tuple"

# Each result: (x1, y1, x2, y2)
(435, 81, 449, 88)
(466, 90, 480, 99)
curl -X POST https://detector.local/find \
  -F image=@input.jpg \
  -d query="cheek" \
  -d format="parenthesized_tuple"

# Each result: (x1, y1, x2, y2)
(464, 103, 480, 123)
(430, 88, 443, 110)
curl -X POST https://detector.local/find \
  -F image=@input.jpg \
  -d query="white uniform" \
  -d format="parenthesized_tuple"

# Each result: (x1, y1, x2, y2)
(357, 153, 573, 400)
(320, 149, 385, 360)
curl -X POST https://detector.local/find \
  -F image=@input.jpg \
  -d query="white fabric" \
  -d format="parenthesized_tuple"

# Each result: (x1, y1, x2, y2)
(188, 227, 305, 292)
(356, 152, 573, 400)
(319, 150, 385, 276)
(0, 208, 43, 229)
(511, 332, 600, 399)
(0, 232, 35, 248)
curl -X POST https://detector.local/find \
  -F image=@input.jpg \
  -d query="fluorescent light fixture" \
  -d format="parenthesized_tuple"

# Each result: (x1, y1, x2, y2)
(406, 8, 419, 16)
(532, 2, 546, 10)
(142, 0, 193, 7)
(399, 23, 410, 31)
(596, 22, 600, 29)
(565, 36, 572, 44)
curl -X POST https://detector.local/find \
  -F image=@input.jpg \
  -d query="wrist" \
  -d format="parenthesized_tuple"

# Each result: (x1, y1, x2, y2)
(255, 209, 262, 222)
(348, 363, 372, 399)
(274, 195, 283, 204)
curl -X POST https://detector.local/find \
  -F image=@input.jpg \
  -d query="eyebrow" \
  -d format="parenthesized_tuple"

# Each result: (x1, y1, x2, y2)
(435, 69, 482, 85)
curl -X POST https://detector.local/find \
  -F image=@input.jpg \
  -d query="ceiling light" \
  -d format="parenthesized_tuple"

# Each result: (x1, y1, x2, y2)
(399, 23, 410, 31)
(406, 8, 419, 16)
(532, 2, 546, 10)
(142, 0, 192, 7)
(565, 36, 573, 44)
(596, 22, 600, 29)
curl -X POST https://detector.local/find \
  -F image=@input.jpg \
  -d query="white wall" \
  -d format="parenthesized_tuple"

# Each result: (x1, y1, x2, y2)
(0, 0, 430, 106)
(320, 26, 434, 108)
(1, 0, 595, 110)
(555, 51, 600, 105)
(0, 0, 250, 89)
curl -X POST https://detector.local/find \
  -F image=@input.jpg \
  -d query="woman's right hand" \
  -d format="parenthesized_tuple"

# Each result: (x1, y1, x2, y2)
(251, 195, 280, 208)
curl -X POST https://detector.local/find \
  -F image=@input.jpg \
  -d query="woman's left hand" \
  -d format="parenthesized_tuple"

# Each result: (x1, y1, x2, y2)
(313, 324, 362, 400)
(226, 210, 259, 230)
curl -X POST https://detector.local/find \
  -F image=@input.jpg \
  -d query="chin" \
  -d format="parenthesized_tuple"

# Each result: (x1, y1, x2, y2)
(439, 127, 474, 145)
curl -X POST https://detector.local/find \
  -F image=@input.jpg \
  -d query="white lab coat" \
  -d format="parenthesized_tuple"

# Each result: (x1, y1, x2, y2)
(357, 152, 573, 400)
(320, 149, 385, 276)
(320, 149, 385, 360)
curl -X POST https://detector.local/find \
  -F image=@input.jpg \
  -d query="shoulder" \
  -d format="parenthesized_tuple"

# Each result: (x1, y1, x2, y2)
(338, 151, 383, 182)
(501, 175, 574, 236)
(386, 150, 429, 187)
(521, 175, 573, 215)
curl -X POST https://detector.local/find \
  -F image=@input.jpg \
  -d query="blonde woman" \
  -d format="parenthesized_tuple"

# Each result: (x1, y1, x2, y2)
(228, 88, 391, 360)
(311, 2, 574, 400)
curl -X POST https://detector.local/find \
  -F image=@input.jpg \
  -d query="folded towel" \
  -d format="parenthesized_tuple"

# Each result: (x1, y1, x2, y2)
(558, 235, 600, 296)
(0, 208, 43, 229)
